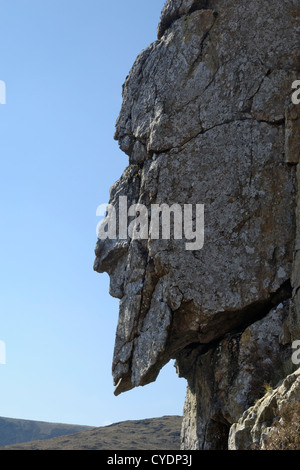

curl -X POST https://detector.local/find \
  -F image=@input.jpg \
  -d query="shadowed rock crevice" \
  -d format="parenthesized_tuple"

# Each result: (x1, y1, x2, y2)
(176, 299, 294, 449)
(171, 279, 292, 362)
(157, 0, 215, 40)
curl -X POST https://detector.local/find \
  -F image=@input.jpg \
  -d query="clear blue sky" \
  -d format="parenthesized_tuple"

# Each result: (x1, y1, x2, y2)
(0, 0, 188, 427)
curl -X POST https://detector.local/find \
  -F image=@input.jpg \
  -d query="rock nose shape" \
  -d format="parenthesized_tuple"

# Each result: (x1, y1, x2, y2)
(94, 0, 300, 450)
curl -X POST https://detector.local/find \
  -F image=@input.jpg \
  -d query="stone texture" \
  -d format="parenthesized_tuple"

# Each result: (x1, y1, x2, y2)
(177, 300, 296, 449)
(94, 0, 300, 449)
(228, 368, 300, 450)
(285, 104, 300, 164)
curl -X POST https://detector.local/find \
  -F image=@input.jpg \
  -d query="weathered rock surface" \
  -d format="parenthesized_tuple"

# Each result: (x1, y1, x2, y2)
(228, 368, 300, 450)
(94, 0, 300, 449)
(177, 300, 297, 449)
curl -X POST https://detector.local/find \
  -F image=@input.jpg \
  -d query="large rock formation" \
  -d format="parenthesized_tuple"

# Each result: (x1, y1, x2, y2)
(94, 0, 300, 449)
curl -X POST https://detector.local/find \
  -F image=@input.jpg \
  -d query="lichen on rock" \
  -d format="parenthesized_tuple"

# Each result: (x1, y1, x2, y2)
(94, 0, 300, 449)
(228, 368, 300, 450)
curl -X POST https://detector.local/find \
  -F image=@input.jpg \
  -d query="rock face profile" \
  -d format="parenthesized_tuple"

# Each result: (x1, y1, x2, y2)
(94, 0, 300, 449)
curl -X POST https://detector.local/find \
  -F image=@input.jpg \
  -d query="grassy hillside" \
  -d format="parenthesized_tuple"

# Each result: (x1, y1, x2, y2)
(0, 416, 182, 450)
(0, 416, 93, 447)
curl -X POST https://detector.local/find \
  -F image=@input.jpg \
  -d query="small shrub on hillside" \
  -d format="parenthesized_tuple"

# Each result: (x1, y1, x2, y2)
(265, 402, 300, 450)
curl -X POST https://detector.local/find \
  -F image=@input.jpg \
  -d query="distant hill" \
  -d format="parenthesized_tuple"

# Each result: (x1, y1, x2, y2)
(0, 416, 182, 450)
(0, 416, 93, 447)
